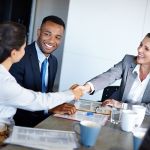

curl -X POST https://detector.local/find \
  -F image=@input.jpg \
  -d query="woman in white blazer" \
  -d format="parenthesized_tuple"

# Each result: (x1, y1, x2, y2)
(0, 22, 82, 126)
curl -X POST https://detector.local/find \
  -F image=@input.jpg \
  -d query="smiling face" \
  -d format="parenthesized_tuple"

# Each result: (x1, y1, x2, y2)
(137, 36, 150, 65)
(37, 21, 64, 57)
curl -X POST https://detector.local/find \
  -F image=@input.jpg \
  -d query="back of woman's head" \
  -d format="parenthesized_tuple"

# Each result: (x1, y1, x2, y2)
(0, 22, 26, 63)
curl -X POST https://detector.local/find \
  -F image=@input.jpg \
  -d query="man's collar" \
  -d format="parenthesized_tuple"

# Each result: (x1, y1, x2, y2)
(35, 42, 49, 63)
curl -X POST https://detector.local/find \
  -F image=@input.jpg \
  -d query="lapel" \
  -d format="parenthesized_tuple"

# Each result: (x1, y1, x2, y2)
(142, 79, 150, 103)
(47, 55, 53, 92)
(28, 43, 41, 91)
(122, 62, 137, 101)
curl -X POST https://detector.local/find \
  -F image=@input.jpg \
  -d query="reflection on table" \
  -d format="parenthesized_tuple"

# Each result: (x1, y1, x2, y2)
(1, 115, 150, 150)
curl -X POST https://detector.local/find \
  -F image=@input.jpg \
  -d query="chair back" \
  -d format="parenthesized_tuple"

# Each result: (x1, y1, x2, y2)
(101, 86, 119, 102)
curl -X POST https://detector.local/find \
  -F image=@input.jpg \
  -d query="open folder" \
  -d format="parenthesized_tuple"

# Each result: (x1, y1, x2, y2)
(54, 99, 111, 125)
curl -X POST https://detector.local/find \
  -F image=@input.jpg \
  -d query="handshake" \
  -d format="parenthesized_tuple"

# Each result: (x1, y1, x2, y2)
(70, 83, 92, 100)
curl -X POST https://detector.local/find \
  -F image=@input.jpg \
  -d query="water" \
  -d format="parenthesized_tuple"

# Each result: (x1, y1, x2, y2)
(111, 108, 121, 124)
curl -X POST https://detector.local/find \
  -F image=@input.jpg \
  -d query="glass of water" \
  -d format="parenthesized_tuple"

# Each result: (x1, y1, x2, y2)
(111, 107, 121, 124)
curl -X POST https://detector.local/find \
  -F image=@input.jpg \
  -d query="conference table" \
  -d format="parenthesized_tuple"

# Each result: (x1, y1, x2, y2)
(1, 114, 150, 150)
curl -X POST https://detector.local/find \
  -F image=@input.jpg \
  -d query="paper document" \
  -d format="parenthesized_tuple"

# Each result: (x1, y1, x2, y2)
(75, 99, 111, 115)
(5, 126, 78, 150)
(54, 110, 109, 126)
(54, 99, 110, 125)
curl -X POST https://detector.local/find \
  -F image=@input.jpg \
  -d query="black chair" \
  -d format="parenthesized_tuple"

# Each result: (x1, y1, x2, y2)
(101, 86, 119, 102)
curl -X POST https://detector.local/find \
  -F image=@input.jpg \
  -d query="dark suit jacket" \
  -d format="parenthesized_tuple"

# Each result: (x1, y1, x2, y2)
(10, 42, 58, 127)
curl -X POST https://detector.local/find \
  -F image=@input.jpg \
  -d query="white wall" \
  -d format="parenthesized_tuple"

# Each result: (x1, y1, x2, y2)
(143, 0, 150, 34)
(59, 0, 150, 101)
(29, 0, 69, 90)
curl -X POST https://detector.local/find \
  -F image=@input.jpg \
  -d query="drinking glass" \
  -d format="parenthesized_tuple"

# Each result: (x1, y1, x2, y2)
(110, 107, 121, 124)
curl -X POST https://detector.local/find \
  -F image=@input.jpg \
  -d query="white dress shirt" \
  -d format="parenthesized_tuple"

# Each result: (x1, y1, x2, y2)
(35, 42, 49, 87)
(127, 64, 150, 103)
(0, 64, 74, 125)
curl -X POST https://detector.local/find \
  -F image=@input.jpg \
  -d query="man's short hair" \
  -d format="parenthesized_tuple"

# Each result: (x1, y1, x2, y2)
(41, 15, 65, 29)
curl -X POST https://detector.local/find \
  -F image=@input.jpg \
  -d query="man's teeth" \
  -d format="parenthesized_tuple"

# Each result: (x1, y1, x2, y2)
(45, 43, 52, 48)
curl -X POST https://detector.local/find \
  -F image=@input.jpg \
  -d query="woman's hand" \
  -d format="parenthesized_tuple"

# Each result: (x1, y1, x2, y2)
(101, 99, 122, 108)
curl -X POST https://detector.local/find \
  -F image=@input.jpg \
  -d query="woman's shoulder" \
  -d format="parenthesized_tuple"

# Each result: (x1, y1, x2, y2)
(123, 54, 136, 63)
(124, 54, 136, 59)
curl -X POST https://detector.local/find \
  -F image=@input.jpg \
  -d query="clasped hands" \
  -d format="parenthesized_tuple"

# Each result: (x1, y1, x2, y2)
(49, 84, 89, 116)
(51, 84, 122, 116)
(70, 83, 91, 100)
(70, 83, 122, 108)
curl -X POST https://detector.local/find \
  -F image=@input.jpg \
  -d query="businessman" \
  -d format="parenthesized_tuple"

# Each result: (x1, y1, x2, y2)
(10, 15, 76, 127)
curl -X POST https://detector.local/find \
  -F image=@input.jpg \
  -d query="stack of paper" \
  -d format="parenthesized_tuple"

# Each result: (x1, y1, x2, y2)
(5, 126, 78, 150)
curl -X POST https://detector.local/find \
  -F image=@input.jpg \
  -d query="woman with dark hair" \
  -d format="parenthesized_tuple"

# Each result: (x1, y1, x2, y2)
(0, 22, 82, 127)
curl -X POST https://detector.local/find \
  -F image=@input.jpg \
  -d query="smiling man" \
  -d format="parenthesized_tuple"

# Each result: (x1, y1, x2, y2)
(9, 16, 76, 127)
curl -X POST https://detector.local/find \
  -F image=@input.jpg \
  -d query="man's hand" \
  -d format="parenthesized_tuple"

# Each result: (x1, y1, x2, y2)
(49, 103, 76, 115)
(101, 99, 122, 108)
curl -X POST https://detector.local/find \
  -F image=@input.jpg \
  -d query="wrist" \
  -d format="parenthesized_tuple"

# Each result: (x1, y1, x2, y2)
(120, 102, 123, 108)
(112, 99, 122, 108)
(121, 103, 128, 109)
(84, 83, 91, 93)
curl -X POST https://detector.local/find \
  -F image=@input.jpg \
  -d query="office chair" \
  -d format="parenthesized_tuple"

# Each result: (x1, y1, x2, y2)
(101, 86, 119, 102)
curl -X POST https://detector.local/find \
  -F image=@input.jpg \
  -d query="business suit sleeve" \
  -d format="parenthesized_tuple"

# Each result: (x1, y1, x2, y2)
(52, 57, 57, 87)
(47, 55, 58, 92)
(88, 56, 125, 92)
